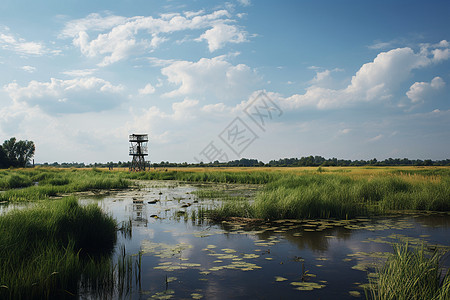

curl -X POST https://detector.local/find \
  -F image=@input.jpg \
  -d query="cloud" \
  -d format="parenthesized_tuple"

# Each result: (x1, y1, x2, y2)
(59, 13, 127, 38)
(61, 69, 97, 77)
(138, 83, 156, 95)
(196, 23, 247, 52)
(368, 134, 383, 142)
(308, 68, 344, 88)
(368, 42, 391, 50)
(125, 98, 202, 146)
(435, 40, 449, 48)
(183, 10, 205, 18)
(432, 48, 450, 62)
(0, 27, 46, 55)
(161, 55, 259, 99)
(172, 98, 199, 120)
(61, 10, 248, 66)
(284, 45, 449, 110)
(311, 70, 331, 83)
(237, 0, 251, 6)
(21, 66, 36, 73)
(406, 77, 445, 103)
(201, 102, 230, 114)
(4, 77, 125, 114)
(339, 128, 351, 134)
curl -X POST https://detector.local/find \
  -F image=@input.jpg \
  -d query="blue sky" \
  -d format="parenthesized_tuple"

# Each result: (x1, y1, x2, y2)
(0, 0, 449, 163)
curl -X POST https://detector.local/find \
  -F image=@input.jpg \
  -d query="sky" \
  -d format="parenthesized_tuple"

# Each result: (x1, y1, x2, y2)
(0, 0, 449, 164)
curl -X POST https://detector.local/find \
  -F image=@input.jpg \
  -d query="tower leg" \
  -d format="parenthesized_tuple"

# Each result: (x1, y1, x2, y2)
(131, 155, 146, 171)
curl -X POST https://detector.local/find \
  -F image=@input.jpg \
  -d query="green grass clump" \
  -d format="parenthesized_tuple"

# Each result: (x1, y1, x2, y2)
(0, 168, 130, 202)
(366, 243, 450, 300)
(0, 173, 33, 189)
(0, 198, 117, 298)
(251, 175, 372, 219)
(125, 170, 279, 184)
(207, 200, 254, 220)
(211, 173, 450, 220)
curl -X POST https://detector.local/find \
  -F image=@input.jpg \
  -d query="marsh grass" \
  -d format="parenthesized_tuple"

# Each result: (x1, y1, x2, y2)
(0, 168, 130, 202)
(366, 243, 450, 300)
(1, 167, 448, 219)
(125, 170, 279, 184)
(192, 189, 230, 199)
(0, 198, 117, 298)
(0, 173, 33, 189)
(211, 173, 449, 220)
(207, 200, 254, 220)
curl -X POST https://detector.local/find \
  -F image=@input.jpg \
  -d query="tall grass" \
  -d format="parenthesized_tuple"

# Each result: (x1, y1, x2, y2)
(210, 174, 450, 220)
(0, 168, 130, 202)
(0, 198, 117, 298)
(0, 173, 33, 189)
(2, 167, 449, 219)
(366, 243, 450, 300)
(125, 170, 279, 184)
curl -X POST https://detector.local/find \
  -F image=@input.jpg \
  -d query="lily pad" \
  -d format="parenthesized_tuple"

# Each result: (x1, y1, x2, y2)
(290, 282, 326, 291)
(275, 276, 288, 282)
(191, 293, 203, 299)
(349, 291, 361, 297)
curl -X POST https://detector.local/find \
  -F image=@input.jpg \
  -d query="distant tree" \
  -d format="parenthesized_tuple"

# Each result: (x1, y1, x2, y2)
(423, 159, 433, 166)
(0, 145, 9, 168)
(1, 137, 35, 168)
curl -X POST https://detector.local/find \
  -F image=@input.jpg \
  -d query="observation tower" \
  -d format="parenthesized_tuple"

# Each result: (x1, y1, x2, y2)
(129, 134, 148, 171)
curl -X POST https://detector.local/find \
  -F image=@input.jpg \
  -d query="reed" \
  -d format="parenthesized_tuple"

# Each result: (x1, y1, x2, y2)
(0, 173, 33, 189)
(0, 197, 117, 298)
(366, 243, 450, 300)
(211, 173, 449, 220)
(0, 168, 130, 202)
(125, 169, 280, 184)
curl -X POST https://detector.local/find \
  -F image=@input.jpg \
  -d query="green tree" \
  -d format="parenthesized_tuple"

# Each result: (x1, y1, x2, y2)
(0, 145, 9, 168)
(1, 137, 35, 168)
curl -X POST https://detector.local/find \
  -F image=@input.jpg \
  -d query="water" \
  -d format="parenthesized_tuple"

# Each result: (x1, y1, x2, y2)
(77, 181, 450, 299)
(3, 181, 449, 299)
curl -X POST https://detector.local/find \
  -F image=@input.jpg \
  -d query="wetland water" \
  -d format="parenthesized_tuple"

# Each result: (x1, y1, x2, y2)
(80, 181, 450, 299)
(3, 181, 448, 299)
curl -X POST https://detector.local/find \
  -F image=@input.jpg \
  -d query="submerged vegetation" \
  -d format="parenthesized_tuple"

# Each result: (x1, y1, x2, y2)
(0, 198, 117, 298)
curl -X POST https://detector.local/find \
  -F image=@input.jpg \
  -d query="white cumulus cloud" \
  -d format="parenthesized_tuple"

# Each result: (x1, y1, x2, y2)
(61, 10, 248, 66)
(0, 27, 46, 55)
(138, 83, 156, 95)
(284, 45, 449, 110)
(161, 55, 258, 100)
(21, 66, 36, 73)
(4, 77, 125, 113)
(406, 77, 445, 103)
(61, 69, 97, 77)
(196, 23, 247, 52)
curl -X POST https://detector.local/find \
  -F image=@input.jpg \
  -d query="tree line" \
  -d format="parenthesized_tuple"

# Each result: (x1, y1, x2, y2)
(36, 156, 450, 169)
(0, 136, 448, 169)
(0, 137, 35, 168)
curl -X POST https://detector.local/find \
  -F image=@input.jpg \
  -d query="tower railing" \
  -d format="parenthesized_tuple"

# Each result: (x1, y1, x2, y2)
(129, 145, 148, 155)
(129, 134, 148, 142)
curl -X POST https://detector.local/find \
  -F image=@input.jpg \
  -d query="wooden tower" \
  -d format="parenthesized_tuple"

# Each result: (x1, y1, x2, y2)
(129, 134, 148, 171)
